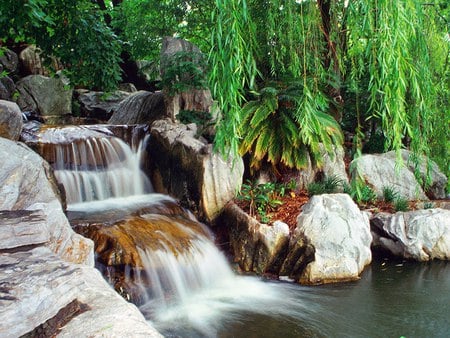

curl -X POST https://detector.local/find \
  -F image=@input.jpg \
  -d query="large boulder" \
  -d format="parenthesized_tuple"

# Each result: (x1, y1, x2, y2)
(217, 203, 290, 274)
(350, 152, 428, 200)
(0, 48, 18, 73)
(108, 90, 166, 125)
(281, 194, 372, 284)
(0, 100, 23, 140)
(384, 150, 447, 199)
(16, 75, 72, 122)
(371, 209, 450, 261)
(0, 247, 162, 338)
(149, 119, 244, 222)
(0, 138, 93, 265)
(75, 89, 132, 121)
(0, 76, 16, 100)
(18, 44, 62, 76)
(160, 37, 212, 120)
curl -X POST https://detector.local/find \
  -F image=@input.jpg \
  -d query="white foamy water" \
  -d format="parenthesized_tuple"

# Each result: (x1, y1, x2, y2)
(53, 134, 152, 203)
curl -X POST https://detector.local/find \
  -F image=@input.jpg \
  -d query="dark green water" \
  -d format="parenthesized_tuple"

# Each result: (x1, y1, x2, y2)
(154, 258, 450, 338)
(220, 259, 450, 338)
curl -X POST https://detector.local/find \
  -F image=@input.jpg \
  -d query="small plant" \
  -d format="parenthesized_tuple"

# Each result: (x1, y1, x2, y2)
(307, 175, 342, 196)
(358, 185, 377, 204)
(382, 186, 399, 203)
(423, 202, 434, 209)
(178, 110, 213, 126)
(394, 197, 409, 212)
(237, 180, 295, 223)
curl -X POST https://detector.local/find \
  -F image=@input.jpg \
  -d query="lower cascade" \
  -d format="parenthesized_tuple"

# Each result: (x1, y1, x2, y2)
(29, 124, 450, 338)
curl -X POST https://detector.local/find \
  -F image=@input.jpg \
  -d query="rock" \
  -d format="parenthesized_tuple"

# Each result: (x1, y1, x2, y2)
(108, 90, 166, 125)
(350, 152, 428, 200)
(0, 210, 49, 249)
(0, 48, 19, 73)
(0, 138, 93, 265)
(218, 203, 290, 274)
(18, 45, 62, 76)
(286, 145, 348, 191)
(0, 247, 162, 338)
(75, 89, 132, 121)
(0, 100, 23, 140)
(281, 194, 372, 284)
(384, 150, 447, 199)
(160, 37, 212, 120)
(318, 144, 349, 185)
(118, 82, 138, 93)
(149, 119, 244, 222)
(0, 76, 16, 100)
(16, 75, 72, 121)
(371, 209, 450, 261)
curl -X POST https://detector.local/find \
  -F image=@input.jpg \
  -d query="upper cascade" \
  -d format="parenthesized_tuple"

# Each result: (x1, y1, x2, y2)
(24, 123, 153, 204)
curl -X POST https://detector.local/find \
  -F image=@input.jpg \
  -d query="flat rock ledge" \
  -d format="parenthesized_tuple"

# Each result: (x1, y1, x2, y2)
(0, 246, 162, 338)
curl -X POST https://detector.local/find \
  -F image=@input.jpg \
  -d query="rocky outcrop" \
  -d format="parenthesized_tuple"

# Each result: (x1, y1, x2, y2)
(149, 119, 244, 222)
(281, 194, 372, 284)
(350, 152, 428, 200)
(108, 90, 166, 125)
(0, 247, 162, 338)
(0, 100, 23, 140)
(75, 89, 132, 121)
(371, 209, 450, 261)
(160, 37, 212, 120)
(384, 150, 447, 200)
(218, 203, 290, 274)
(0, 137, 93, 265)
(16, 75, 72, 122)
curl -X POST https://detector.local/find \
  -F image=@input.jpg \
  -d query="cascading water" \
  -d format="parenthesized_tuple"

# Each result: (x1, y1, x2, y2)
(34, 125, 152, 204)
(26, 123, 450, 338)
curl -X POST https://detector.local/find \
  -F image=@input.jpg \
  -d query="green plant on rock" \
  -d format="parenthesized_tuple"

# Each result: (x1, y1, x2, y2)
(307, 175, 343, 196)
(382, 186, 400, 203)
(160, 51, 208, 96)
(237, 180, 296, 223)
(394, 197, 409, 212)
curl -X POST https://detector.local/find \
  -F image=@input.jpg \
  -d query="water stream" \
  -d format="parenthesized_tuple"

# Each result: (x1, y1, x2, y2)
(30, 124, 450, 338)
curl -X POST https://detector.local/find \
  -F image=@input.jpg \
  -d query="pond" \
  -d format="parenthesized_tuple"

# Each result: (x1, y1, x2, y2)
(149, 257, 450, 338)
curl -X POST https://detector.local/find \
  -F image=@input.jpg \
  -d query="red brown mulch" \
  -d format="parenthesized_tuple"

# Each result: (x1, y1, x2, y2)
(235, 191, 408, 232)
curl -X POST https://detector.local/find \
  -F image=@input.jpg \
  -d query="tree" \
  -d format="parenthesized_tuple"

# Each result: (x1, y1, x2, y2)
(210, 0, 449, 179)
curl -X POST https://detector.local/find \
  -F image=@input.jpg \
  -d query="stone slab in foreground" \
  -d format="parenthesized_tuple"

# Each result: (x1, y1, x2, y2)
(0, 247, 162, 338)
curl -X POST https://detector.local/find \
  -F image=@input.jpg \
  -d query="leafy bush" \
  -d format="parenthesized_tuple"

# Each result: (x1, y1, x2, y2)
(237, 180, 296, 223)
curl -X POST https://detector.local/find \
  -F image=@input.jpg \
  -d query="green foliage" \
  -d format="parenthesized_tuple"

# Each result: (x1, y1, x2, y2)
(210, 0, 258, 158)
(238, 81, 343, 172)
(307, 175, 343, 196)
(237, 180, 295, 223)
(160, 51, 208, 95)
(112, 0, 213, 61)
(0, 0, 122, 91)
(382, 186, 400, 203)
(177, 110, 212, 126)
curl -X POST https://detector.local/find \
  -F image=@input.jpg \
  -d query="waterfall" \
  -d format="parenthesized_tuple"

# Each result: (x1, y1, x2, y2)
(27, 124, 152, 204)
(25, 123, 296, 337)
